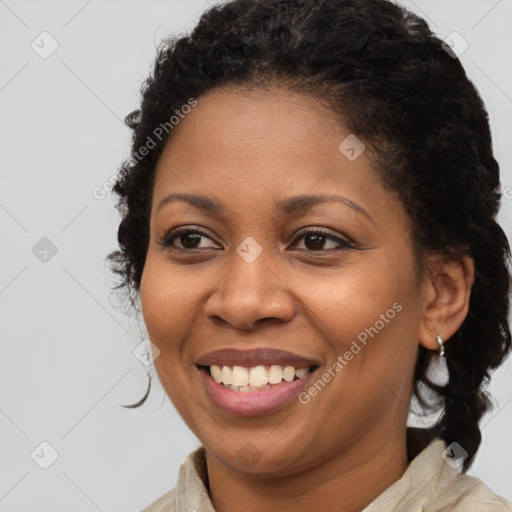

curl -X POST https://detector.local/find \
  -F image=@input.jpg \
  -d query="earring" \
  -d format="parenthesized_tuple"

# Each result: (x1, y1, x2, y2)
(436, 333, 445, 357)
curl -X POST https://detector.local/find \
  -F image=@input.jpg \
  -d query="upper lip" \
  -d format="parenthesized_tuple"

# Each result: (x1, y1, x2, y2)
(195, 348, 320, 368)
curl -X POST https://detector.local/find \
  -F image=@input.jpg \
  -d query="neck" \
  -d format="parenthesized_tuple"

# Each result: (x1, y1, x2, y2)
(206, 431, 409, 512)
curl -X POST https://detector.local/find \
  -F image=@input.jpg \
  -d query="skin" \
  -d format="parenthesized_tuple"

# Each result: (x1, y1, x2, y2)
(139, 87, 474, 512)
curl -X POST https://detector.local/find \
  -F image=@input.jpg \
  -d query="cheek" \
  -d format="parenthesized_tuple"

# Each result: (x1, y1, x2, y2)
(139, 261, 203, 414)
(302, 254, 419, 400)
(302, 256, 407, 341)
(139, 257, 193, 348)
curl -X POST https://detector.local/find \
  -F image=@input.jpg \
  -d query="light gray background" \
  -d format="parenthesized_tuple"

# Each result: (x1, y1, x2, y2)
(1, 0, 511, 510)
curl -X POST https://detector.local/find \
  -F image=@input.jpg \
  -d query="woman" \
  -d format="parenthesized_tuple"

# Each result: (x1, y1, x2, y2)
(107, 0, 512, 510)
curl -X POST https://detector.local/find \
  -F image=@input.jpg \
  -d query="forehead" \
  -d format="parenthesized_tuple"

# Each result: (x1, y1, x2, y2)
(154, 87, 366, 190)
(150, 87, 407, 234)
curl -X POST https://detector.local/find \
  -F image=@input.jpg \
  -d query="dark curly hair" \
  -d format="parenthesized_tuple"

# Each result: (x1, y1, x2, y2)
(107, 0, 511, 471)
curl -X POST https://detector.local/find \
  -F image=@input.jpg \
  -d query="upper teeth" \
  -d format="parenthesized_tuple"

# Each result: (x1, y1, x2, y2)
(210, 364, 309, 388)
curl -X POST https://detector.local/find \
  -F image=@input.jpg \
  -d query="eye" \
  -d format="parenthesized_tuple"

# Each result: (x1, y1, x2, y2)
(158, 227, 219, 250)
(291, 228, 354, 251)
(158, 226, 353, 252)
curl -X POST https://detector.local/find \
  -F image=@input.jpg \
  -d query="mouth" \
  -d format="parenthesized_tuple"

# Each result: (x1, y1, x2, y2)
(201, 363, 317, 391)
(197, 363, 319, 416)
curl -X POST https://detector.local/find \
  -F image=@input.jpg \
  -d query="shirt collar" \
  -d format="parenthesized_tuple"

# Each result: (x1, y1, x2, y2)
(171, 438, 470, 512)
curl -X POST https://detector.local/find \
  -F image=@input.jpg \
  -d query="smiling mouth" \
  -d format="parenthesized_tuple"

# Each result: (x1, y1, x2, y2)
(200, 364, 318, 392)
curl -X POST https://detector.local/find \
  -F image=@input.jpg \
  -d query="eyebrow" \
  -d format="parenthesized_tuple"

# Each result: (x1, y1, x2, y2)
(156, 192, 374, 223)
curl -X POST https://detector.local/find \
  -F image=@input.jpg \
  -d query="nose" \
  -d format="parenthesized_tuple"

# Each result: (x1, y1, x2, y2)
(204, 252, 296, 331)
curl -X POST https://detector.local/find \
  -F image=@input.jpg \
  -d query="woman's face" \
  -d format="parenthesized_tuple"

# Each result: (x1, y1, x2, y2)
(140, 87, 428, 476)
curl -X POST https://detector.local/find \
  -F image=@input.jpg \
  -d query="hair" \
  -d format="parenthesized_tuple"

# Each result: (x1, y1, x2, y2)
(107, 0, 511, 471)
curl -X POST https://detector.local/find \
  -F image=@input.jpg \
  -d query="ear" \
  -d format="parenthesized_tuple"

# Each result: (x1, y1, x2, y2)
(418, 254, 475, 351)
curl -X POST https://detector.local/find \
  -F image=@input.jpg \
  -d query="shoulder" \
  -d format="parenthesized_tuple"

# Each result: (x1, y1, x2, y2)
(365, 438, 512, 512)
(139, 446, 212, 512)
(433, 473, 512, 511)
(140, 489, 175, 512)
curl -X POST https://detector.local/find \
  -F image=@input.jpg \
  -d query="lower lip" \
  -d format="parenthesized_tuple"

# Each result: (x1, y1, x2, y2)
(199, 367, 316, 416)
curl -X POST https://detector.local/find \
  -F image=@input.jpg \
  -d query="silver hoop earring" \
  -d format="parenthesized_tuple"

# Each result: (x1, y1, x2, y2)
(436, 333, 445, 357)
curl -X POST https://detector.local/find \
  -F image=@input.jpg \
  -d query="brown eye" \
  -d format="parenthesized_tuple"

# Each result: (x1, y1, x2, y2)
(175, 232, 203, 249)
(158, 228, 218, 250)
(292, 229, 353, 252)
(303, 233, 328, 250)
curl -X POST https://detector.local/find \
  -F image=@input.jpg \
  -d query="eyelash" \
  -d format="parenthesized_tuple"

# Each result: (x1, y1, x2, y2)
(157, 226, 354, 252)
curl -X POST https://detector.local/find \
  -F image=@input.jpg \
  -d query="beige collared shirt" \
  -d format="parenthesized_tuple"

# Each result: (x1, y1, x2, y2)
(141, 439, 512, 511)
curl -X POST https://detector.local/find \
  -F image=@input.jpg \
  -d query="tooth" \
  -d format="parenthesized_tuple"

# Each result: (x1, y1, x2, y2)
(229, 384, 239, 391)
(232, 366, 249, 386)
(283, 366, 295, 382)
(239, 386, 251, 392)
(295, 367, 308, 379)
(268, 365, 283, 384)
(249, 365, 268, 387)
(248, 386, 260, 391)
(221, 365, 232, 385)
(210, 364, 222, 383)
